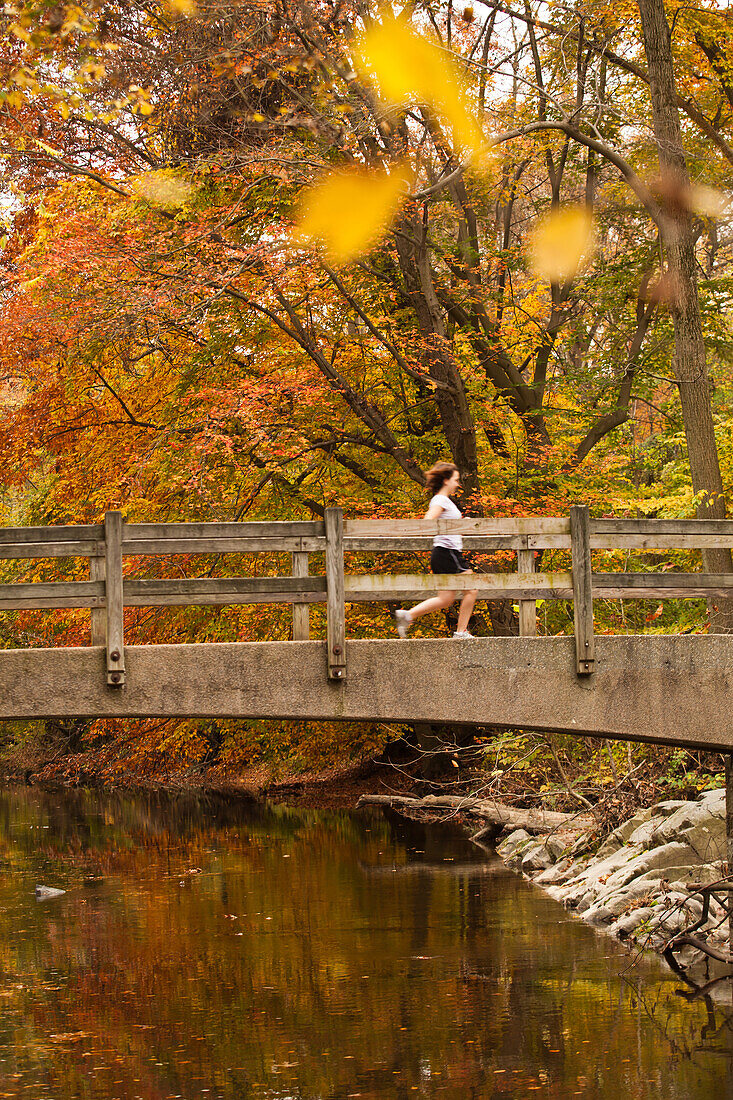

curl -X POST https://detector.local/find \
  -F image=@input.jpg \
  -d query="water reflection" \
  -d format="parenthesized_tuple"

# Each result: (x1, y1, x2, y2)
(0, 787, 730, 1097)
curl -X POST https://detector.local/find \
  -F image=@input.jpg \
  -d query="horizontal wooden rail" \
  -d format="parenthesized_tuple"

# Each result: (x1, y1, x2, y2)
(0, 524, 104, 560)
(125, 520, 324, 539)
(124, 577, 327, 606)
(7, 516, 733, 561)
(592, 573, 733, 598)
(0, 524, 103, 545)
(344, 573, 573, 601)
(6, 570, 729, 610)
(0, 580, 104, 610)
(122, 536, 326, 554)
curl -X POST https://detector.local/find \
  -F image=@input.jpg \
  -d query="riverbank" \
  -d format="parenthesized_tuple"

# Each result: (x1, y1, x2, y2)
(496, 788, 730, 967)
(0, 749, 415, 809)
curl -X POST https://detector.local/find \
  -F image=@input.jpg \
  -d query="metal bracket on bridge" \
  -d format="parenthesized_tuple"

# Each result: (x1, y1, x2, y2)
(325, 508, 346, 681)
(570, 504, 595, 675)
(104, 511, 125, 688)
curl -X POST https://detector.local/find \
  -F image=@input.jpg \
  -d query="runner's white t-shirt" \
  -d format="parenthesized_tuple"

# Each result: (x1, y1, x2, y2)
(429, 494, 463, 550)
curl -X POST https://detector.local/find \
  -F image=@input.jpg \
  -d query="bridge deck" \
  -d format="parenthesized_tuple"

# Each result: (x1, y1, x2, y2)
(1, 635, 729, 751)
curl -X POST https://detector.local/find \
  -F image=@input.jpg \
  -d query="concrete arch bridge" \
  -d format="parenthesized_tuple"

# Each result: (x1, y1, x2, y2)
(0, 506, 732, 752)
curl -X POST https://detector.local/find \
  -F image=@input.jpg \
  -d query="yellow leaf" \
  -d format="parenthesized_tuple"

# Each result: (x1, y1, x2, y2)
(689, 184, 728, 219)
(168, 0, 197, 14)
(528, 206, 595, 282)
(132, 171, 196, 208)
(137, 101, 155, 116)
(295, 163, 413, 262)
(355, 14, 488, 164)
(33, 138, 60, 158)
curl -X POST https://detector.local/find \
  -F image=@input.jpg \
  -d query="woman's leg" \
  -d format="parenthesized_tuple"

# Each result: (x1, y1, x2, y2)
(456, 588, 478, 633)
(407, 589, 456, 621)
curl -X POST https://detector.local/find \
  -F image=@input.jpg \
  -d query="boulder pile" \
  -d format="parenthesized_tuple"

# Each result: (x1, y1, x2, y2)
(497, 788, 731, 958)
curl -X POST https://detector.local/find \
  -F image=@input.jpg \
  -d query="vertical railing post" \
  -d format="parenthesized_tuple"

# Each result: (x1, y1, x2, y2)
(518, 540, 536, 637)
(291, 549, 310, 641)
(90, 553, 106, 647)
(570, 504, 594, 675)
(324, 508, 346, 680)
(105, 510, 125, 687)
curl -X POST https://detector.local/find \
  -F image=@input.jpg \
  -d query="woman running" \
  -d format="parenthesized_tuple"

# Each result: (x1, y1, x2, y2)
(394, 461, 478, 640)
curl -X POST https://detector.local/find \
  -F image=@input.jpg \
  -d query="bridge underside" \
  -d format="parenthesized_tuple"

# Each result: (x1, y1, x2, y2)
(0, 635, 730, 751)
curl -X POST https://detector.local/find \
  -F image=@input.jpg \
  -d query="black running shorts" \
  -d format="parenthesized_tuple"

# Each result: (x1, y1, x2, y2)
(430, 546, 472, 574)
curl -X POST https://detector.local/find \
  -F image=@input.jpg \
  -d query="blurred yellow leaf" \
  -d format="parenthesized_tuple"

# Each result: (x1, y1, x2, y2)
(355, 14, 488, 163)
(528, 206, 595, 282)
(689, 184, 728, 219)
(168, 0, 197, 14)
(132, 171, 196, 209)
(295, 163, 413, 262)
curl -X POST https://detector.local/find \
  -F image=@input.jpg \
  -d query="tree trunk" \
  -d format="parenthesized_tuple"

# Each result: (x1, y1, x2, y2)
(637, 0, 733, 631)
(356, 793, 591, 834)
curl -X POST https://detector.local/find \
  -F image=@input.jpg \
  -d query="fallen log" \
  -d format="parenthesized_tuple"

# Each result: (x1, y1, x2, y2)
(356, 793, 592, 835)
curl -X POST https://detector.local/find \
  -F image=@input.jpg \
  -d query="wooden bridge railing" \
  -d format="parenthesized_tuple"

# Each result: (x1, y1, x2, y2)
(2, 505, 733, 685)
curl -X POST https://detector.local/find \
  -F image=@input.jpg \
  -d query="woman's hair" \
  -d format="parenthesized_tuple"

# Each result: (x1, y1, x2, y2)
(426, 461, 459, 494)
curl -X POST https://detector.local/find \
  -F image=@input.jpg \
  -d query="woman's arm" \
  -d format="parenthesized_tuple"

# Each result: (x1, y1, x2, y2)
(424, 500, 445, 521)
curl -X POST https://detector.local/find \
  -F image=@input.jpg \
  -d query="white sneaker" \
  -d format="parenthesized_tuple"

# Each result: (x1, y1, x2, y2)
(395, 609, 413, 638)
(452, 630, 474, 640)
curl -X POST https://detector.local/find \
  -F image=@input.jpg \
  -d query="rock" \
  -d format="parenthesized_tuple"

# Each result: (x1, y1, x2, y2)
(596, 811, 660, 858)
(595, 834, 623, 860)
(627, 806, 655, 829)
(672, 944, 704, 968)
(576, 841, 645, 884)
(698, 788, 725, 809)
(585, 904, 614, 925)
(600, 842, 700, 893)
(649, 799, 689, 818)
(35, 885, 65, 900)
(575, 893, 594, 914)
(610, 906, 657, 938)
(545, 834, 567, 860)
(568, 832, 593, 857)
(627, 816, 666, 848)
(536, 856, 577, 886)
(595, 814, 646, 859)
(682, 897, 704, 923)
(649, 796, 725, 861)
(653, 906, 688, 936)
(497, 829, 533, 862)
(522, 842, 554, 873)
(586, 875, 664, 921)
(558, 884, 591, 910)
(666, 866, 724, 891)
(553, 843, 646, 909)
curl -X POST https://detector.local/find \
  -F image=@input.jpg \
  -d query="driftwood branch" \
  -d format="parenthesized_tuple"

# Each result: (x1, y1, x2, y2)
(356, 793, 589, 834)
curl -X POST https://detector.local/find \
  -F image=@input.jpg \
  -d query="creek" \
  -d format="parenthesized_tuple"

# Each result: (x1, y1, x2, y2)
(0, 786, 730, 1098)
